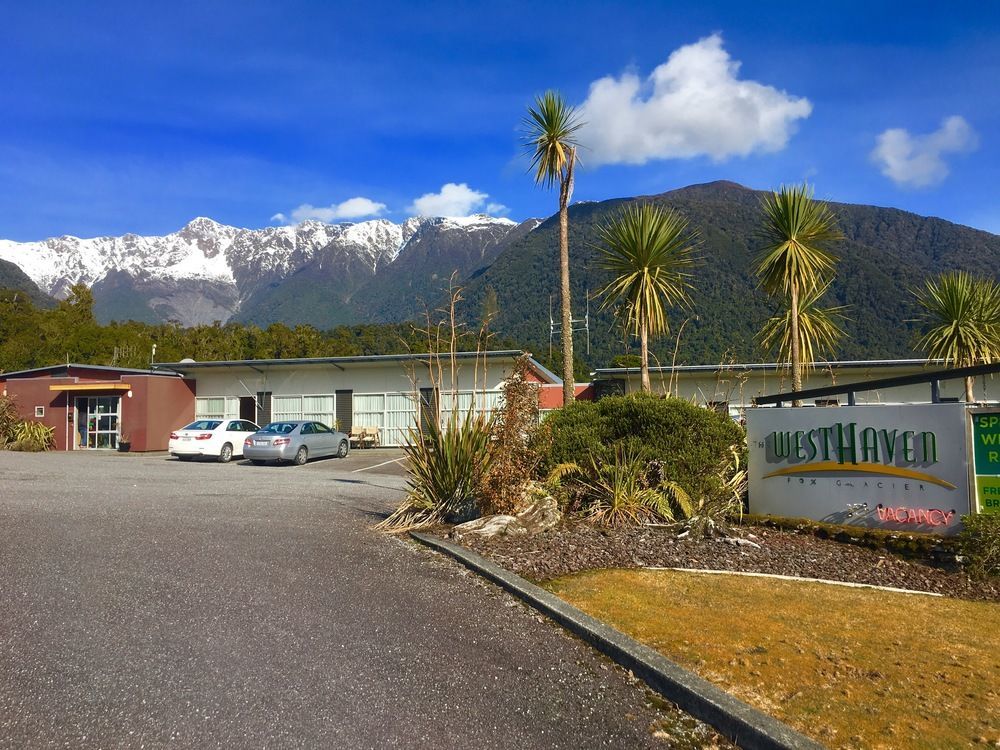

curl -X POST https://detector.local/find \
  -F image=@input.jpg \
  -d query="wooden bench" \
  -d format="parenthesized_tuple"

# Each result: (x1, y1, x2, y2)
(349, 426, 381, 448)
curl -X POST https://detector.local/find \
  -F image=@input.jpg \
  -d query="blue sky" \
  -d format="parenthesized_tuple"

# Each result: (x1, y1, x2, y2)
(1, 1, 997, 240)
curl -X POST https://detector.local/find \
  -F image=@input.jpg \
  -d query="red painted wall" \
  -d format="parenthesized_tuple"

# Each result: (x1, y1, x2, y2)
(538, 382, 594, 409)
(1, 378, 72, 450)
(126, 376, 195, 451)
(1, 370, 195, 452)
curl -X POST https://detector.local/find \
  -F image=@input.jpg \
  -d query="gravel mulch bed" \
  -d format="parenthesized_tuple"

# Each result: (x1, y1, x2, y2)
(455, 522, 1000, 603)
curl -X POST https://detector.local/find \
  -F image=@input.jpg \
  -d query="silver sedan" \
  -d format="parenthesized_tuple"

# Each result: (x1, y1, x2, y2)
(243, 420, 350, 466)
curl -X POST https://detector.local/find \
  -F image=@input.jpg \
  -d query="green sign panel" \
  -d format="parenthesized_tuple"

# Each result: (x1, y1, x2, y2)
(972, 412, 1000, 514)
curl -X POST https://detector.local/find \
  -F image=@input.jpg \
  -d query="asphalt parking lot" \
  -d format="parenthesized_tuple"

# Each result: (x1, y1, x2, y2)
(171, 445, 410, 477)
(0, 450, 702, 748)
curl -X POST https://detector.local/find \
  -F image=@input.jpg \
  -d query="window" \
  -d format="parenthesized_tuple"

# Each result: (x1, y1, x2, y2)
(196, 397, 238, 420)
(271, 395, 301, 421)
(439, 390, 503, 422)
(815, 399, 840, 407)
(34, 406, 44, 418)
(302, 395, 335, 426)
(271, 394, 336, 425)
(354, 393, 385, 430)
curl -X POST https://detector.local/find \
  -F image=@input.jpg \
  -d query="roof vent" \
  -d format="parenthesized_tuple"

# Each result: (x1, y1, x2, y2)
(179, 358, 196, 363)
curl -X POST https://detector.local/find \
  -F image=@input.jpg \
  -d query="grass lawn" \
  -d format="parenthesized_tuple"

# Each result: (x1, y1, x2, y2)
(545, 569, 1000, 749)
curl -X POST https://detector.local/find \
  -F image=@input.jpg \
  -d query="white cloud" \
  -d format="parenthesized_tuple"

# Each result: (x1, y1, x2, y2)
(577, 34, 812, 166)
(871, 116, 978, 188)
(271, 196, 387, 224)
(406, 183, 493, 217)
(486, 201, 509, 216)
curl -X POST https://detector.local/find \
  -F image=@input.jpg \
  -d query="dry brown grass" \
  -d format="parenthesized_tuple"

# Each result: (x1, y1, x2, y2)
(546, 569, 1000, 749)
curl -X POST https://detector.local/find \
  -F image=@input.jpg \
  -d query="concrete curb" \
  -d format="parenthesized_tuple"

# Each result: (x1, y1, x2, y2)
(412, 532, 825, 750)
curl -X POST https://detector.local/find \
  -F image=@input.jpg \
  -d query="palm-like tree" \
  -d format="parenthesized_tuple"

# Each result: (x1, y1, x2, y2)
(754, 184, 843, 399)
(913, 271, 1000, 402)
(524, 91, 582, 404)
(595, 203, 698, 392)
(758, 281, 847, 372)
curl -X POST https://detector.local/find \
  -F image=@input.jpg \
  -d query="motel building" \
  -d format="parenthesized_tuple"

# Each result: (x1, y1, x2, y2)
(0, 351, 563, 451)
(4, 354, 993, 453)
(4, 353, 998, 534)
(588, 359, 990, 417)
(0, 364, 195, 452)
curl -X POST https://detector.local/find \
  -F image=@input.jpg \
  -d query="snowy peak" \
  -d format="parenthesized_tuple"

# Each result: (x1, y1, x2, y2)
(0, 214, 532, 326)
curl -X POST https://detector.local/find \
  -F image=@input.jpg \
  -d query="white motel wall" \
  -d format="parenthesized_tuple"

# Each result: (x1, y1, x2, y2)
(590, 360, 996, 417)
(158, 352, 552, 447)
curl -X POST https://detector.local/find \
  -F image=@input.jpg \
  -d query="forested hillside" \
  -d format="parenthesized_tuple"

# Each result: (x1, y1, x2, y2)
(458, 181, 1000, 367)
(3, 181, 998, 373)
(0, 259, 54, 309)
(0, 285, 510, 373)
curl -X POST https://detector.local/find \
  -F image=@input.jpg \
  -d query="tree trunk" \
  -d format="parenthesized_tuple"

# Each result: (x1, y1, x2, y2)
(966, 375, 976, 403)
(640, 323, 650, 392)
(559, 148, 576, 405)
(790, 281, 802, 407)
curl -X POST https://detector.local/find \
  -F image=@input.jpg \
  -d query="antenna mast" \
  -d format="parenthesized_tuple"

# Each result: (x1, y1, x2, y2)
(549, 290, 590, 358)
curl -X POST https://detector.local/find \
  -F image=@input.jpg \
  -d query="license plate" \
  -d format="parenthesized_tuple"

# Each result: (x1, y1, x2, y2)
(181, 436, 191, 441)
(255, 440, 268, 446)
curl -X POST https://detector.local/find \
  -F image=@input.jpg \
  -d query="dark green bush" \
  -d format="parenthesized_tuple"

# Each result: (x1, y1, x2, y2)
(535, 393, 744, 503)
(959, 513, 1000, 579)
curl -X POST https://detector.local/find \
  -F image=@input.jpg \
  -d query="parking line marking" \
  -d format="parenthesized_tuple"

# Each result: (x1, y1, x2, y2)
(351, 456, 406, 473)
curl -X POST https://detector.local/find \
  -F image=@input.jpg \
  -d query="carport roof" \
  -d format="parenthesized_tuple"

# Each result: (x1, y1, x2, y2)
(154, 351, 563, 385)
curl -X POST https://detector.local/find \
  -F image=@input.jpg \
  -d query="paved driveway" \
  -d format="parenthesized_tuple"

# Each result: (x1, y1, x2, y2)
(0, 451, 704, 748)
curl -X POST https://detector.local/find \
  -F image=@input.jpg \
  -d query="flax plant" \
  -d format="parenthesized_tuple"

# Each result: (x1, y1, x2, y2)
(377, 411, 495, 531)
(555, 446, 693, 528)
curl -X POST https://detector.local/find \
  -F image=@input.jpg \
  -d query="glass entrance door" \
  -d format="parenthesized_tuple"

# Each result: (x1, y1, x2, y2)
(76, 396, 120, 449)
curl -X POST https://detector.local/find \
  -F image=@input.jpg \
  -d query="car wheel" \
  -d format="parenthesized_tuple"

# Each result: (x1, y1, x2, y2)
(218, 443, 233, 463)
(337, 440, 349, 458)
(178, 455, 194, 462)
(293, 446, 308, 466)
(251, 459, 266, 466)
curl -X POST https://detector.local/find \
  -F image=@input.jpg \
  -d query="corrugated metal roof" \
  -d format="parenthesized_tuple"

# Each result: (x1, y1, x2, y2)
(592, 359, 947, 376)
(154, 350, 563, 385)
(0, 363, 180, 380)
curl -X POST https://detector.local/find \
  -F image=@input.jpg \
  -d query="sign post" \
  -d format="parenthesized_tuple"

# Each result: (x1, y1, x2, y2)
(971, 410, 1000, 515)
(747, 404, 972, 535)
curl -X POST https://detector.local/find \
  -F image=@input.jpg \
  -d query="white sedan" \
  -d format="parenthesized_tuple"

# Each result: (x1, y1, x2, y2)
(168, 419, 260, 463)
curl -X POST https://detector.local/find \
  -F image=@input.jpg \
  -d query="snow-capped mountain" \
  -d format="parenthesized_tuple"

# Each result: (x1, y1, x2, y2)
(0, 214, 526, 326)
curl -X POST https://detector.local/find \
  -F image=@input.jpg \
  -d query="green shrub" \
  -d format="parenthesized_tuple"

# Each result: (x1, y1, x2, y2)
(959, 513, 1000, 579)
(534, 393, 744, 505)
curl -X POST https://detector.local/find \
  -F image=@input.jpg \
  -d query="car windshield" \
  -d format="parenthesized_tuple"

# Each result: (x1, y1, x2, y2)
(183, 420, 222, 430)
(261, 422, 298, 435)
